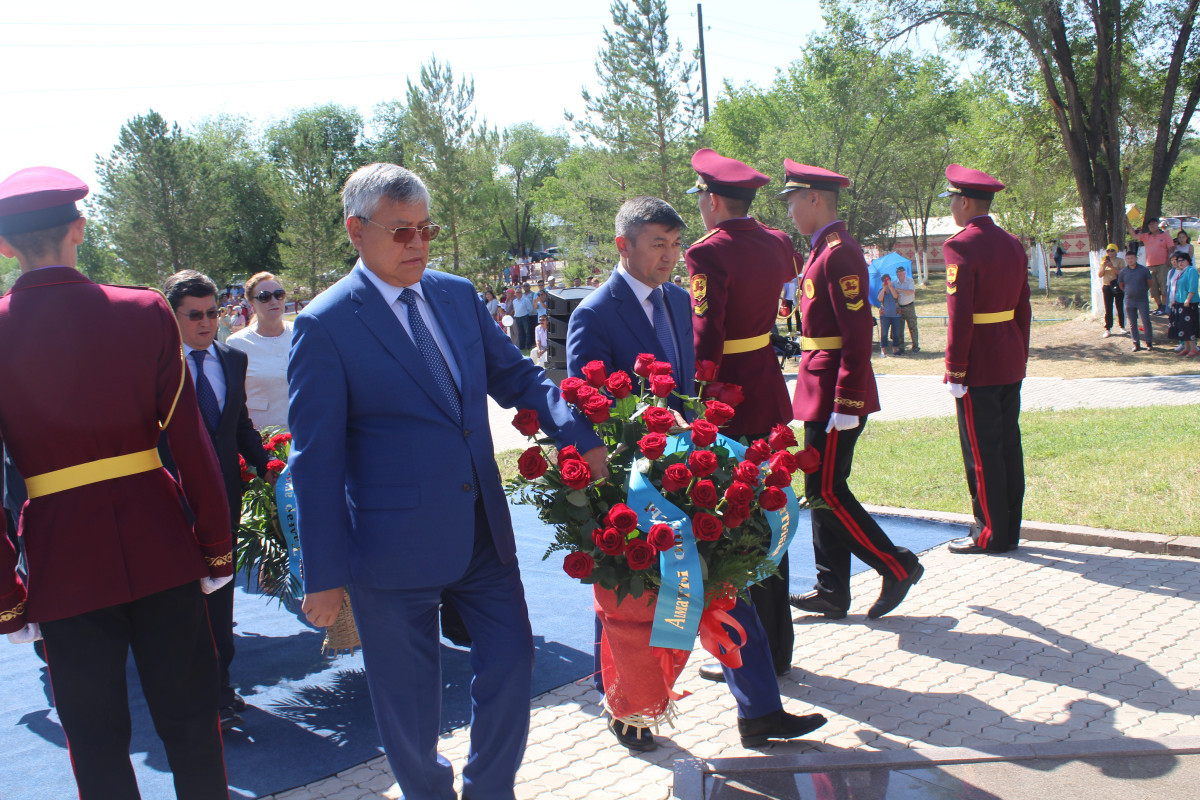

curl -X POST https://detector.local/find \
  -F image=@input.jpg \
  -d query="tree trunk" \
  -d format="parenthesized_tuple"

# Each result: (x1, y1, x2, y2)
(1143, 0, 1200, 219)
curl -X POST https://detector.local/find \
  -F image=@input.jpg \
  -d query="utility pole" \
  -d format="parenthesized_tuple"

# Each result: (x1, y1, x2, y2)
(697, 3, 709, 123)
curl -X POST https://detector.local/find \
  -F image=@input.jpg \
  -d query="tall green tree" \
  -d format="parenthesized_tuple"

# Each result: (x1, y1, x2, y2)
(494, 123, 570, 257)
(266, 104, 362, 297)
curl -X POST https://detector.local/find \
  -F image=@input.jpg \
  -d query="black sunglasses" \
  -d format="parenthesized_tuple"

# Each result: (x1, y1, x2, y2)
(359, 216, 441, 243)
(179, 308, 219, 322)
(254, 289, 287, 303)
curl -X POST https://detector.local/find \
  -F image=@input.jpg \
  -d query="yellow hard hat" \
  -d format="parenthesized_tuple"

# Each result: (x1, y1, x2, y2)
(1106, 243, 1118, 251)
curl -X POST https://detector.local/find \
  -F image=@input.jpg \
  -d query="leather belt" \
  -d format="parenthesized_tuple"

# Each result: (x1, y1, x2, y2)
(801, 336, 843, 350)
(973, 309, 1015, 324)
(723, 333, 770, 354)
(25, 448, 163, 499)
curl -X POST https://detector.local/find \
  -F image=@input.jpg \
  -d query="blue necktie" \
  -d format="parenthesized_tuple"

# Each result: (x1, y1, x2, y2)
(399, 288, 462, 423)
(190, 350, 221, 432)
(649, 287, 680, 378)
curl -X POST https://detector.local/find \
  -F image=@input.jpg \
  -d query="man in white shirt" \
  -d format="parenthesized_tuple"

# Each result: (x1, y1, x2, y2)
(893, 266, 919, 353)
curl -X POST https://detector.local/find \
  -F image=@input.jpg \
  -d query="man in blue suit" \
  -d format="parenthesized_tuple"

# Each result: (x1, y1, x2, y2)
(566, 196, 825, 751)
(288, 163, 606, 800)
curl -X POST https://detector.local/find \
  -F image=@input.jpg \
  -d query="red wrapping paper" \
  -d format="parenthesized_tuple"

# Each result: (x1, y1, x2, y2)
(594, 586, 690, 720)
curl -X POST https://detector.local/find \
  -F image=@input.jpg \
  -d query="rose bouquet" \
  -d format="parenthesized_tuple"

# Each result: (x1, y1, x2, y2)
(506, 357, 821, 729)
(236, 429, 300, 605)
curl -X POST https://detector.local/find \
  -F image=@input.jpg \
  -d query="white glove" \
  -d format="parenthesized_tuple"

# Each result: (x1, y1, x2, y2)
(201, 575, 234, 595)
(947, 383, 967, 399)
(7, 623, 41, 644)
(826, 412, 861, 433)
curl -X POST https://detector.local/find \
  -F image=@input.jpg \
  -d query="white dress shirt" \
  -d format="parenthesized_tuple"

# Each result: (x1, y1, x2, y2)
(183, 342, 226, 414)
(356, 260, 463, 390)
(616, 265, 678, 346)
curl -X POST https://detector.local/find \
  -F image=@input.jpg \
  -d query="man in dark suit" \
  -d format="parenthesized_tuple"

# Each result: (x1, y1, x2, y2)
(0, 167, 232, 798)
(289, 163, 606, 800)
(566, 196, 825, 752)
(163, 270, 272, 729)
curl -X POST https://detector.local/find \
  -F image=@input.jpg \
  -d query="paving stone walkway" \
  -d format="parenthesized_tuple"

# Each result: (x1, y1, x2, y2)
(264, 539, 1200, 800)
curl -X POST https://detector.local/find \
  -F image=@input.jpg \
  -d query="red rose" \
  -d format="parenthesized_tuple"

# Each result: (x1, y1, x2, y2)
(558, 445, 583, 464)
(704, 400, 735, 427)
(689, 479, 718, 508)
(733, 460, 761, 486)
(239, 454, 254, 482)
(687, 449, 718, 477)
(695, 359, 720, 383)
(642, 406, 675, 434)
(626, 540, 657, 571)
(605, 370, 633, 398)
(564, 551, 594, 579)
(692, 512, 724, 541)
(605, 503, 639, 534)
(517, 446, 549, 479)
(661, 464, 693, 492)
(560, 377, 586, 404)
(267, 458, 286, 473)
(268, 432, 292, 451)
(769, 451, 797, 474)
(512, 409, 540, 436)
(582, 360, 608, 388)
(649, 373, 676, 398)
(722, 507, 749, 529)
(592, 526, 627, 556)
(768, 423, 797, 451)
(690, 419, 718, 447)
(724, 481, 754, 505)
(582, 393, 612, 423)
(639, 433, 667, 460)
(726, 499, 752, 518)
(706, 381, 744, 407)
(795, 444, 821, 474)
(575, 384, 599, 403)
(633, 353, 657, 378)
(648, 523, 676, 551)
(744, 439, 772, 465)
(764, 469, 792, 488)
(560, 459, 592, 490)
(758, 486, 788, 511)
(648, 360, 673, 377)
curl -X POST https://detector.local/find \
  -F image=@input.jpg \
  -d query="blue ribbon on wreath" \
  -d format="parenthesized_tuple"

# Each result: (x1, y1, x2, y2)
(274, 465, 304, 585)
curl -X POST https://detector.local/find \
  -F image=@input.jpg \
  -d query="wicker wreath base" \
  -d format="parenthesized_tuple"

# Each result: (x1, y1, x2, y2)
(604, 699, 680, 736)
(322, 590, 361, 654)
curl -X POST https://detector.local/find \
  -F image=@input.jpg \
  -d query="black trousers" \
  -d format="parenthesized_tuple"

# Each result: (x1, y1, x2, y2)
(803, 420, 918, 604)
(955, 382, 1024, 552)
(203, 579, 237, 709)
(1102, 283, 1125, 330)
(41, 581, 228, 800)
(748, 553, 792, 674)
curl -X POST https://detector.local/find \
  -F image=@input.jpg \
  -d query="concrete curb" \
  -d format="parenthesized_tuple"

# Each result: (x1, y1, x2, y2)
(863, 503, 1200, 559)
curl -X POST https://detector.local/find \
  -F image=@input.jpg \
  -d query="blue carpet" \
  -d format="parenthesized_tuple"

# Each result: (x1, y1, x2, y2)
(0, 505, 962, 799)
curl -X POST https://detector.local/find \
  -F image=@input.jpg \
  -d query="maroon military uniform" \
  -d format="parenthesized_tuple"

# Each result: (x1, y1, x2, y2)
(791, 221, 880, 423)
(688, 218, 795, 438)
(940, 164, 1032, 553)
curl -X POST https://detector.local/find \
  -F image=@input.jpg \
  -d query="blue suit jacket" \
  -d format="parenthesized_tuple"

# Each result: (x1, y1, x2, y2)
(566, 271, 696, 399)
(288, 265, 602, 594)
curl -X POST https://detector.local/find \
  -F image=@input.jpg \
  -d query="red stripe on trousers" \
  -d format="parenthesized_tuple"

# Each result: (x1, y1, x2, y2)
(962, 393, 994, 547)
(822, 428, 907, 579)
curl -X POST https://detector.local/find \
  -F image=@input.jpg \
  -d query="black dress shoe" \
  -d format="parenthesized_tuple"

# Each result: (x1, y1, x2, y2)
(609, 719, 657, 751)
(227, 693, 247, 713)
(947, 536, 987, 554)
(867, 562, 924, 619)
(788, 592, 848, 620)
(218, 706, 243, 732)
(738, 709, 827, 746)
(698, 663, 726, 683)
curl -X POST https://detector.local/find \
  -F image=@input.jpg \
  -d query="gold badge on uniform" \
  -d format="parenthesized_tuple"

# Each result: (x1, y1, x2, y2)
(826, 232, 842, 249)
(804, 278, 815, 299)
(691, 274, 708, 316)
(839, 275, 860, 299)
(946, 264, 958, 295)
(846, 299, 864, 311)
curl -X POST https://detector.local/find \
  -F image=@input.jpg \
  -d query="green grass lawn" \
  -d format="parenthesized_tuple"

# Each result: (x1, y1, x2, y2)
(497, 404, 1200, 537)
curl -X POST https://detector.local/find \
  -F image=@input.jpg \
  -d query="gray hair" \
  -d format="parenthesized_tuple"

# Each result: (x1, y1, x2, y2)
(342, 163, 430, 220)
(615, 196, 686, 241)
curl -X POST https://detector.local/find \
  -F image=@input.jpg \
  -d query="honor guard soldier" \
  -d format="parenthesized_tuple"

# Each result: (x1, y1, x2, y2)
(685, 148, 796, 678)
(0, 167, 233, 799)
(939, 164, 1032, 555)
(780, 161, 923, 621)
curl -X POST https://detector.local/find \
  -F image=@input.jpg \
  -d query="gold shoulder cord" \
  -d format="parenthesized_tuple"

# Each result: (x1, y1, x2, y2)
(160, 345, 186, 430)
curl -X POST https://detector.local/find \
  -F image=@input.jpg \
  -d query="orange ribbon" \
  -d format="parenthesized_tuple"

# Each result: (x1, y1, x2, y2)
(697, 594, 746, 669)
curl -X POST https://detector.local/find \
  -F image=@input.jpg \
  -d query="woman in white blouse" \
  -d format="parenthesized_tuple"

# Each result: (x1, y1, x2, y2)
(226, 271, 294, 431)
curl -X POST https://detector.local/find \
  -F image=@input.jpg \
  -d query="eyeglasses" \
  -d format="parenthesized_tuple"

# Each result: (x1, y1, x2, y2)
(359, 216, 441, 243)
(179, 308, 219, 322)
(253, 289, 287, 303)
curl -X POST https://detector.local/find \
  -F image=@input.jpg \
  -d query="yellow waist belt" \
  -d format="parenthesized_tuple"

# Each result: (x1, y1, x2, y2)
(25, 448, 163, 500)
(801, 336, 843, 351)
(973, 309, 1015, 324)
(723, 333, 771, 355)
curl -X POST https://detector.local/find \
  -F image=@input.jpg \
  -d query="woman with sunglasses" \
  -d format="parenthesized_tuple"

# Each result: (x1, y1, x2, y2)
(226, 271, 293, 431)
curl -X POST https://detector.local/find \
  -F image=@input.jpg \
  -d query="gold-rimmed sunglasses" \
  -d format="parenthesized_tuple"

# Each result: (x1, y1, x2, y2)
(358, 216, 441, 243)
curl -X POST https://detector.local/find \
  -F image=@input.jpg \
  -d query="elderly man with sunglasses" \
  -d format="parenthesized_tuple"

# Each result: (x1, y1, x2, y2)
(287, 163, 606, 800)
